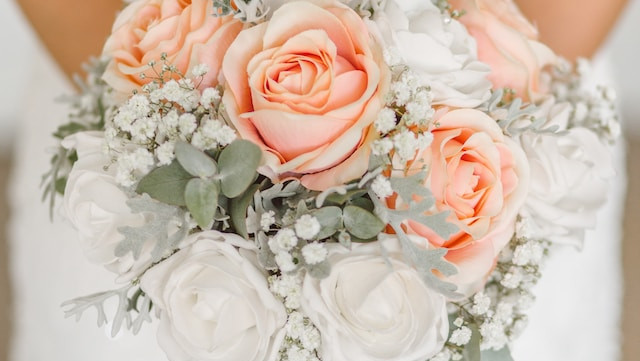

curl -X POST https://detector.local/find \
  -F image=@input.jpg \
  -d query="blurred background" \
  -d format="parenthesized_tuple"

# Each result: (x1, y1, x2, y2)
(0, 0, 639, 360)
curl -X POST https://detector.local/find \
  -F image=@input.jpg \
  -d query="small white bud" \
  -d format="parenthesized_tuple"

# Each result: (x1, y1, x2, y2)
(294, 215, 321, 240)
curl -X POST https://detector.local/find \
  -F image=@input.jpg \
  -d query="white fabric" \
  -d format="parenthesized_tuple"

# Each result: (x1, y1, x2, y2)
(8, 38, 624, 361)
(511, 51, 625, 361)
(8, 46, 165, 361)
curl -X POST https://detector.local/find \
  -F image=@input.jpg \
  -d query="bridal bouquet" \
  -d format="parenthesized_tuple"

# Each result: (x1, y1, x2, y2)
(43, 0, 619, 360)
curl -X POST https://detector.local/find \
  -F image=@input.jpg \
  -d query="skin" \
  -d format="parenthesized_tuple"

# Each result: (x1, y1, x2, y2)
(16, 0, 123, 78)
(16, 0, 629, 79)
(516, 0, 629, 60)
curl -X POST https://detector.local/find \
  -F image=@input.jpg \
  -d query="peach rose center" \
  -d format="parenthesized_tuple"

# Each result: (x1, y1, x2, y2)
(246, 29, 369, 161)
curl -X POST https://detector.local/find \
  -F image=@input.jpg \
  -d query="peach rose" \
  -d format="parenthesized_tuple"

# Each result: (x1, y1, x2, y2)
(222, 0, 389, 191)
(102, 0, 242, 96)
(403, 109, 529, 296)
(450, 0, 556, 102)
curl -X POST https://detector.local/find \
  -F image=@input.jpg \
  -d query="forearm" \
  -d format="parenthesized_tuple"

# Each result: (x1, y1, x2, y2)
(516, 0, 628, 61)
(16, 0, 122, 78)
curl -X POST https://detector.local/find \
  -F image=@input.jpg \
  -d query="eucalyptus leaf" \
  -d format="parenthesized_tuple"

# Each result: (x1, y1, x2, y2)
(323, 189, 367, 206)
(311, 206, 343, 239)
(136, 160, 192, 206)
(175, 141, 217, 178)
(185, 178, 220, 229)
(230, 184, 261, 239)
(218, 140, 262, 198)
(350, 197, 374, 212)
(343, 205, 385, 240)
(349, 235, 378, 243)
(481, 347, 514, 361)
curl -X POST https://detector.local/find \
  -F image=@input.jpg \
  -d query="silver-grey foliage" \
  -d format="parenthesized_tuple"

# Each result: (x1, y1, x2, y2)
(116, 194, 188, 263)
(62, 285, 153, 337)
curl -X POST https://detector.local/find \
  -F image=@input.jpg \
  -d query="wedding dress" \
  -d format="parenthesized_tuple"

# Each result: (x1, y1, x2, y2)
(8, 27, 625, 361)
(8, 44, 166, 361)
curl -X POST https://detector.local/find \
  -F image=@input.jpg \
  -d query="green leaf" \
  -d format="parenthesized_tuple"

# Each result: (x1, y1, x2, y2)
(53, 122, 87, 139)
(350, 197, 374, 212)
(174, 141, 217, 178)
(462, 323, 482, 361)
(343, 205, 385, 240)
(349, 235, 378, 243)
(185, 178, 220, 229)
(311, 206, 343, 239)
(136, 161, 192, 206)
(218, 140, 262, 198)
(481, 347, 514, 361)
(55, 177, 68, 195)
(230, 183, 261, 239)
(323, 189, 367, 206)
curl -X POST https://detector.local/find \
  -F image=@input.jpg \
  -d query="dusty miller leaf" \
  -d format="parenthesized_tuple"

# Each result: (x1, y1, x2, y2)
(389, 171, 432, 205)
(259, 181, 301, 213)
(393, 225, 460, 298)
(116, 194, 189, 263)
(479, 89, 562, 136)
(257, 231, 277, 270)
(62, 285, 153, 338)
(370, 191, 460, 298)
(383, 199, 458, 240)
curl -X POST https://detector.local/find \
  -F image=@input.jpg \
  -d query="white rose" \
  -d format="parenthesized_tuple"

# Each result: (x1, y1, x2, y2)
(140, 231, 287, 361)
(62, 131, 152, 280)
(368, 0, 491, 107)
(300, 236, 448, 361)
(518, 100, 615, 246)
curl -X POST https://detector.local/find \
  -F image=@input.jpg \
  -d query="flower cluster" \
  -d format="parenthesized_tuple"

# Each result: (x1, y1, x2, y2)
(46, 0, 619, 360)
(105, 58, 237, 187)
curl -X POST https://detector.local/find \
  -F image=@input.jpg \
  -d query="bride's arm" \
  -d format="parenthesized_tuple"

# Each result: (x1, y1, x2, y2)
(16, 0, 122, 78)
(516, 0, 628, 61)
(16, 0, 629, 77)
